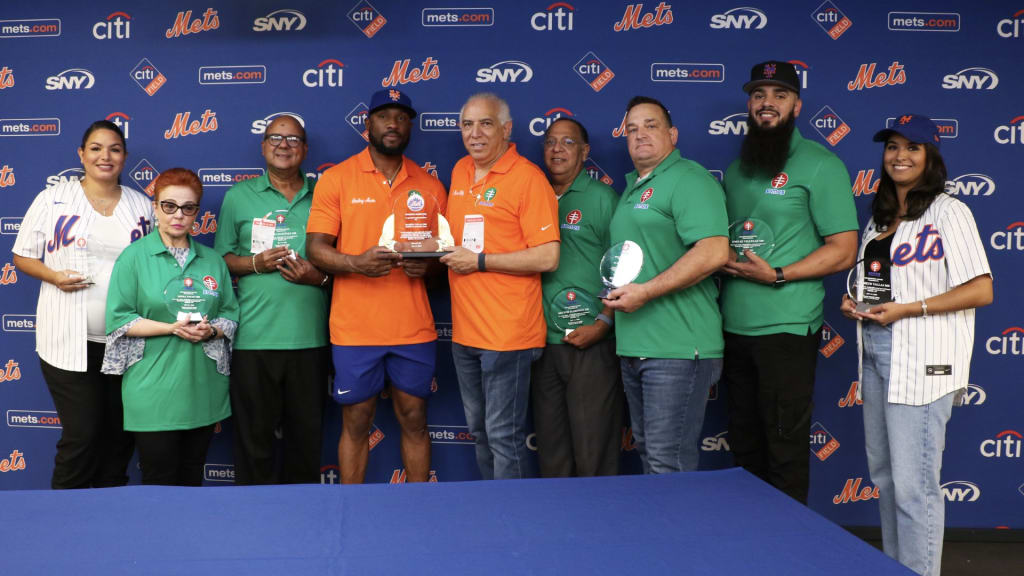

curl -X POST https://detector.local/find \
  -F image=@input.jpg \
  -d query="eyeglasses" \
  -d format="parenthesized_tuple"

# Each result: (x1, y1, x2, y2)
(543, 137, 579, 149)
(158, 201, 200, 216)
(264, 133, 305, 147)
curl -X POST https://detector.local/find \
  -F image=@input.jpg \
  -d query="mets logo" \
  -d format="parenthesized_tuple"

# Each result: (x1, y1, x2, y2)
(389, 89, 401, 101)
(275, 214, 286, 224)
(763, 63, 776, 78)
(183, 277, 194, 289)
(407, 190, 425, 212)
(743, 220, 754, 231)
(203, 275, 218, 290)
(566, 209, 582, 225)
(640, 188, 654, 203)
(870, 260, 882, 272)
(567, 290, 577, 301)
(484, 187, 497, 202)
(897, 114, 914, 125)
(771, 172, 789, 188)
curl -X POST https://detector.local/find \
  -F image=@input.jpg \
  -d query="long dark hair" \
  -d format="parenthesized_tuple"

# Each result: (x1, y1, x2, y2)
(870, 142, 947, 228)
(80, 119, 127, 152)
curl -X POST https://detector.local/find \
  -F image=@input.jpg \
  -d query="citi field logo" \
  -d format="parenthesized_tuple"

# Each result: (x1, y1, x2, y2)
(1, 264, 18, 286)
(166, 8, 219, 38)
(251, 111, 305, 135)
(428, 424, 475, 445)
(945, 174, 995, 197)
(847, 61, 906, 91)
(985, 326, 1024, 354)
(347, 102, 369, 140)
(0, 165, 14, 188)
(0, 218, 21, 235)
(93, 11, 130, 39)
(529, 107, 574, 136)
(942, 480, 981, 502)
(810, 1, 851, 39)
(2, 314, 34, 332)
(989, 223, 1024, 252)
(348, 1, 387, 38)
(837, 381, 861, 407)
(0, 359, 22, 381)
(994, 116, 1024, 145)
(45, 167, 84, 187)
(707, 112, 748, 136)
(0, 18, 61, 38)
(574, 51, 614, 92)
(709, 7, 767, 29)
(105, 112, 130, 139)
(809, 421, 840, 461)
(389, 469, 439, 483)
(422, 8, 493, 27)
(888, 11, 960, 32)
(852, 169, 880, 196)
(650, 62, 724, 83)
(7, 410, 60, 429)
(942, 67, 998, 90)
(130, 58, 166, 96)
(476, 60, 533, 83)
(44, 68, 95, 91)
(0, 66, 13, 89)
(190, 211, 218, 237)
(980, 430, 1022, 458)
(833, 478, 879, 504)
(198, 168, 264, 187)
(252, 9, 307, 32)
(886, 116, 957, 139)
(199, 65, 266, 85)
(419, 112, 460, 132)
(701, 430, 730, 452)
(532, 2, 574, 31)
(382, 57, 439, 88)
(0, 449, 26, 473)
(130, 159, 159, 197)
(613, 2, 673, 31)
(959, 384, 987, 406)
(204, 464, 235, 482)
(303, 60, 343, 88)
(165, 109, 218, 140)
(584, 158, 613, 186)
(810, 106, 850, 147)
(997, 9, 1024, 37)
(368, 423, 385, 450)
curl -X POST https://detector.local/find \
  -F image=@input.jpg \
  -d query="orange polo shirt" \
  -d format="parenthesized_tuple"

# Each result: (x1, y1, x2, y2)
(308, 147, 447, 346)
(446, 143, 559, 350)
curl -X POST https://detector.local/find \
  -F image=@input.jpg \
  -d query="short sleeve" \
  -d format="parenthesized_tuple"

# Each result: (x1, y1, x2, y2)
(106, 247, 142, 335)
(307, 170, 343, 236)
(671, 170, 728, 246)
(518, 170, 559, 247)
(12, 190, 50, 259)
(809, 154, 859, 238)
(213, 187, 241, 257)
(940, 200, 992, 286)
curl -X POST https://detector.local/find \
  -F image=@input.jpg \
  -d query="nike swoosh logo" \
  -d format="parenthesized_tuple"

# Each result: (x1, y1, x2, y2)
(541, 224, 551, 231)
(336, 390, 351, 395)
(54, 201, 66, 205)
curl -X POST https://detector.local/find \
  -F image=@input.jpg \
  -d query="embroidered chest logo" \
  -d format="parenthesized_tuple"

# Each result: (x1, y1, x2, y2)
(892, 224, 943, 266)
(640, 187, 654, 203)
(566, 290, 577, 301)
(45, 215, 80, 253)
(766, 172, 788, 195)
(483, 187, 497, 202)
(562, 208, 583, 231)
(202, 275, 218, 290)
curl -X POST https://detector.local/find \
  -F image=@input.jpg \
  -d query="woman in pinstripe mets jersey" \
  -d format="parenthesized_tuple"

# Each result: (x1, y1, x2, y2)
(840, 114, 993, 576)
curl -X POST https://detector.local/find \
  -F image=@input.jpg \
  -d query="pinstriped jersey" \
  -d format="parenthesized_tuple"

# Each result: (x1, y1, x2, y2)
(12, 179, 153, 371)
(856, 193, 991, 405)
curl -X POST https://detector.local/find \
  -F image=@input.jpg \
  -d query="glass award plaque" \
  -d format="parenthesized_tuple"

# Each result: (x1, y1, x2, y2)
(598, 240, 644, 299)
(729, 218, 776, 262)
(551, 287, 601, 336)
(163, 275, 217, 323)
(378, 190, 454, 258)
(846, 258, 893, 313)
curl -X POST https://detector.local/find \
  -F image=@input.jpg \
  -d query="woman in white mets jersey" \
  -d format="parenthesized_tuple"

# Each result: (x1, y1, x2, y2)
(840, 114, 992, 576)
(11, 120, 154, 489)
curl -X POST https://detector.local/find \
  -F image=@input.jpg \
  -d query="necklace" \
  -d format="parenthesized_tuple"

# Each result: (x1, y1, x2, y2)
(82, 178, 121, 217)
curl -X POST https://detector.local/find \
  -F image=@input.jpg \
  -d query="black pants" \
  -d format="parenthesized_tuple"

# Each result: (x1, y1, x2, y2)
(722, 329, 821, 503)
(39, 342, 134, 489)
(229, 347, 328, 484)
(530, 340, 623, 477)
(135, 425, 216, 486)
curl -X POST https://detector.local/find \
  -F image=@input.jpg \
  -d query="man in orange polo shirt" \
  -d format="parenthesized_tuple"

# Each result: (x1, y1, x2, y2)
(307, 89, 446, 484)
(440, 92, 560, 479)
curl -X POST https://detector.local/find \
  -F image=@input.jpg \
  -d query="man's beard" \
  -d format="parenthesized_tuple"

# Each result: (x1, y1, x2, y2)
(369, 129, 409, 156)
(739, 112, 795, 177)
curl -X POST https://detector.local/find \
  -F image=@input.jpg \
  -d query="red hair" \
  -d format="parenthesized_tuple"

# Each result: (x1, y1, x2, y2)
(152, 167, 203, 201)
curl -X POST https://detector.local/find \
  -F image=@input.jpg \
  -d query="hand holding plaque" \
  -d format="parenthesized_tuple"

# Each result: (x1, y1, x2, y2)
(729, 218, 775, 262)
(379, 190, 454, 258)
(551, 288, 601, 337)
(846, 258, 893, 313)
(598, 240, 644, 299)
(68, 234, 112, 285)
(164, 276, 217, 323)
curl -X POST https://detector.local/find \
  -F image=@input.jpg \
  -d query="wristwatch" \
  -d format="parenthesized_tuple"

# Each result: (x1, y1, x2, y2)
(773, 267, 786, 287)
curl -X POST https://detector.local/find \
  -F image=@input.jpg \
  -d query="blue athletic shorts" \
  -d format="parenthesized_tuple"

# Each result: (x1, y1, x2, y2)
(331, 341, 437, 405)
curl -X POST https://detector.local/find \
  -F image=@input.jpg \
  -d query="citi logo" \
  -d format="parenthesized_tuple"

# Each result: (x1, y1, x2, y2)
(476, 60, 533, 83)
(306, 162, 336, 182)
(942, 480, 981, 502)
(979, 430, 1022, 458)
(529, 107, 573, 136)
(166, 8, 219, 38)
(945, 174, 995, 197)
(993, 116, 1024, 145)
(0, 165, 14, 188)
(251, 112, 305, 135)
(204, 463, 235, 482)
(93, 11, 130, 40)
(989, 223, 1024, 252)
(810, 106, 850, 147)
(347, 103, 369, 141)
(303, 59, 343, 88)
(847, 61, 906, 91)
(789, 59, 809, 90)
(985, 326, 1024, 354)
(811, 1, 851, 39)
(320, 464, 340, 484)
(707, 112, 748, 136)
(348, 1, 387, 38)
(253, 9, 307, 32)
(941, 67, 999, 90)
(130, 58, 166, 96)
(0, 66, 12, 89)
(709, 7, 767, 29)
(996, 9, 1024, 38)
(164, 109, 218, 140)
(531, 2, 574, 31)
(382, 57, 439, 88)
(45, 167, 84, 188)
(852, 169, 880, 196)
(959, 384, 987, 406)
(833, 477, 879, 504)
(613, 2, 673, 32)
(106, 112, 130, 140)
(45, 68, 95, 91)
(701, 430, 730, 452)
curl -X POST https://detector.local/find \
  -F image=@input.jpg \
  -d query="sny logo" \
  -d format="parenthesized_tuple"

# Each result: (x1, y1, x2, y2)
(574, 52, 614, 92)
(531, 2, 574, 31)
(130, 58, 166, 96)
(941, 480, 981, 502)
(810, 106, 850, 147)
(957, 384, 987, 406)
(44, 68, 95, 91)
(348, 1, 387, 38)
(994, 116, 1024, 145)
(165, 110, 218, 140)
(253, 9, 307, 32)
(942, 67, 999, 90)
(847, 61, 906, 91)
(45, 167, 83, 188)
(945, 173, 995, 197)
(614, 2, 673, 31)
(166, 8, 219, 38)
(810, 1, 851, 39)
(251, 112, 305, 135)
(529, 107, 573, 136)
(476, 60, 533, 83)
(382, 57, 439, 87)
(708, 112, 748, 136)
(93, 11, 130, 39)
(303, 60, 343, 88)
(709, 7, 767, 29)
(701, 430, 730, 452)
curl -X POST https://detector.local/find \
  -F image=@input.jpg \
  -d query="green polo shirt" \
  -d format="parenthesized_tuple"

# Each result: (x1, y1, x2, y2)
(106, 230, 239, 431)
(609, 149, 728, 359)
(541, 170, 619, 344)
(213, 174, 328, 350)
(721, 127, 858, 336)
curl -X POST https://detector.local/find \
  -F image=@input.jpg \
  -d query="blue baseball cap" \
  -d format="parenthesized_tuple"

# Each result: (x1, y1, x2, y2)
(872, 114, 940, 149)
(368, 88, 416, 118)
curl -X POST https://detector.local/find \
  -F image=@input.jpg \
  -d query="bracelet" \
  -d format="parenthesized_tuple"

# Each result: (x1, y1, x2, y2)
(921, 300, 928, 318)
(596, 313, 614, 327)
(252, 253, 261, 275)
(477, 252, 486, 273)
(320, 273, 330, 287)
(203, 326, 218, 342)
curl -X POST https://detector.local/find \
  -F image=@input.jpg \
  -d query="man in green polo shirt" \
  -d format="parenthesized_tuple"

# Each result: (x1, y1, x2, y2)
(721, 61, 858, 503)
(604, 96, 729, 474)
(533, 117, 622, 477)
(214, 114, 330, 485)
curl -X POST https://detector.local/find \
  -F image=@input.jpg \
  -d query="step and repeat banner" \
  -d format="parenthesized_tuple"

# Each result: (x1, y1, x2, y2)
(1, 1, 1020, 529)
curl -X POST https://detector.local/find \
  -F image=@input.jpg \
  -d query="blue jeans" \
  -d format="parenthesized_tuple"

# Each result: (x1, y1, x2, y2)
(452, 343, 542, 480)
(862, 322, 954, 576)
(621, 356, 722, 474)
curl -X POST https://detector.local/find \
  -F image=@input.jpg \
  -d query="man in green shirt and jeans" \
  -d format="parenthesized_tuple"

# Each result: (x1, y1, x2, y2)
(721, 62, 858, 502)
(604, 96, 729, 473)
